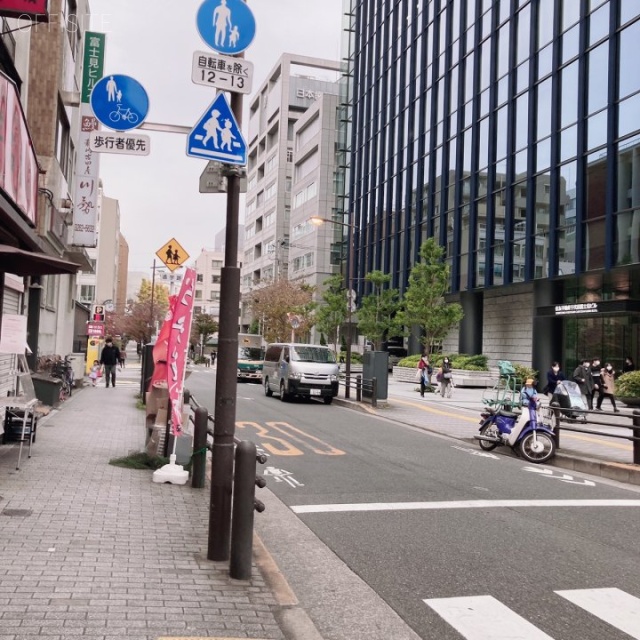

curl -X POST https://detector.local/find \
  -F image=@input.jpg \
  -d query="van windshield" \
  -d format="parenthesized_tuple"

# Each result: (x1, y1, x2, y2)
(291, 346, 336, 363)
(238, 347, 263, 361)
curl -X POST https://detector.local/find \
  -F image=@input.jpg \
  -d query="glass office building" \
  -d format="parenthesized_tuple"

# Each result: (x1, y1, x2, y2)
(344, 0, 640, 372)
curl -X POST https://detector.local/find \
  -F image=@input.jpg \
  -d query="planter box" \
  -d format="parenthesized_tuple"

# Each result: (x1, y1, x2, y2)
(392, 366, 498, 388)
(618, 397, 640, 408)
(31, 375, 62, 407)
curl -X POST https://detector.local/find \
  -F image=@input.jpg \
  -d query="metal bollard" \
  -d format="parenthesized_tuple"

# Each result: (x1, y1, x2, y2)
(230, 440, 258, 580)
(345, 372, 351, 400)
(633, 411, 640, 465)
(356, 375, 362, 402)
(371, 377, 377, 408)
(550, 401, 561, 449)
(191, 407, 209, 489)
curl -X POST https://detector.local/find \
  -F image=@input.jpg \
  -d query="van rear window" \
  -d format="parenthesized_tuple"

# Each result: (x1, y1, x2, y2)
(291, 346, 336, 363)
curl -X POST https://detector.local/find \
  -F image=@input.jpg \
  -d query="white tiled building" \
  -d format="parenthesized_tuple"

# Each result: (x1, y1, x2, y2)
(240, 54, 341, 332)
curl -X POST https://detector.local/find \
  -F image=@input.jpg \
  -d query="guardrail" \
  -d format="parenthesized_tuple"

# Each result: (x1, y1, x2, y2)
(184, 389, 267, 580)
(549, 403, 640, 464)
(341, 374, 378, 407)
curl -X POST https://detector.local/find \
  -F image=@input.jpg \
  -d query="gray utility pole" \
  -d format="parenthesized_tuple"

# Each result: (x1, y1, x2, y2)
(208, 71, 244, 563)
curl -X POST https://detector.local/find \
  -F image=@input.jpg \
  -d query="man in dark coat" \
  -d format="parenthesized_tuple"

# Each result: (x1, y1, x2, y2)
(100, 337, 121, 388)
(573, 358, 594, 409)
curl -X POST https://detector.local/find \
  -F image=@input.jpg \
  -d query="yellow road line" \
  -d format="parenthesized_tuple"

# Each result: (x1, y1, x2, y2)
(561, 432, 633, 451)
(391, 397, 479, 423)
(389, 397, 634, 452)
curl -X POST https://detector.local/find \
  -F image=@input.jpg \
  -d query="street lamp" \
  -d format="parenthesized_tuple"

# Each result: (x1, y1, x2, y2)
(310, 215, 356, 399)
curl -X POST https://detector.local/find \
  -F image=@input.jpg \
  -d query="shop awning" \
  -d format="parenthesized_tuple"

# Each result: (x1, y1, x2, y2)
(0, 244, 81, 276)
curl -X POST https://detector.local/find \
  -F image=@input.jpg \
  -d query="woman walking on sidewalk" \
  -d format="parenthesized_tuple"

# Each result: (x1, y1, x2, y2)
(596, 363, 620, 412)
(417, 352, 432, 397)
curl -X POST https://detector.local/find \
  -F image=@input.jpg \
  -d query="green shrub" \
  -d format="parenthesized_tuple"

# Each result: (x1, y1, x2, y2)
(398, 354, 422, 367)
(396, 352, 489, 371)
(513, 363, 538, 385)
(616, 370, 640, 398)
(350, 352, 363, 364)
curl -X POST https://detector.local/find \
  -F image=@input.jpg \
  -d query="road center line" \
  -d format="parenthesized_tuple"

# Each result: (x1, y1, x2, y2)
(290, 499, 640, 514)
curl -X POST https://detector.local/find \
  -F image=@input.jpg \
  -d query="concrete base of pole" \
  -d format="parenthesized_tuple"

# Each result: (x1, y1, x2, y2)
(152, 454, 189, 485)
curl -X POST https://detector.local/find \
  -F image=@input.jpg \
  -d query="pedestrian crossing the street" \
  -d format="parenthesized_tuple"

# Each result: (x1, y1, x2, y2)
(424, 588, 640, 639)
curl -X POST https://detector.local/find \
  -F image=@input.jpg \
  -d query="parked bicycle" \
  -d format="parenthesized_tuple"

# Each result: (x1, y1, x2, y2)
(51, 356, 74, 403)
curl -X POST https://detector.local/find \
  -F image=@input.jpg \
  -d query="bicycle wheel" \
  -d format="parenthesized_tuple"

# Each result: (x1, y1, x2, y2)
(59, 383, 70, 403)
(127, 112, 139, 124)
(109, 110, 121, 122)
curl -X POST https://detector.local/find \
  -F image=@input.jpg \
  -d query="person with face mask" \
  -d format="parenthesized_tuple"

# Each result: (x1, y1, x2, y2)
(596, 362, 619, 412)
(591, 358, 603, 406)
(544, 361, 565, 396)
(573, 358, 594, 410)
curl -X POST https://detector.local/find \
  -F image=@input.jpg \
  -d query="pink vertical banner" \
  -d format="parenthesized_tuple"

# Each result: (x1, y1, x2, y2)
(167, 268, 196, 435)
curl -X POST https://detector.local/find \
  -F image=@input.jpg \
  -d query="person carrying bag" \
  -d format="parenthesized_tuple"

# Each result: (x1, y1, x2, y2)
(417, 352, 432, 397)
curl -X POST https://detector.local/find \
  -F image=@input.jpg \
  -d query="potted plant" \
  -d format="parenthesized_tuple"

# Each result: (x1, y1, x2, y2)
(615, 370, 640, 407)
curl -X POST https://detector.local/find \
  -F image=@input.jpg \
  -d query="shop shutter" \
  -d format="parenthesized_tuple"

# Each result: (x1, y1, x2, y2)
(0, 290, 22, 397)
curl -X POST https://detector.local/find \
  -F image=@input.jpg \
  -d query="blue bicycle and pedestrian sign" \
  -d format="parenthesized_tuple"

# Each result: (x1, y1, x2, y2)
(90, 74, 150, 132)
(196, 0, 256, 55)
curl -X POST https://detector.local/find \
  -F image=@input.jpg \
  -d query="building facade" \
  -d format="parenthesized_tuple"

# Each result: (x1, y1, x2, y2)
(192, 248, 242, 322)
(240, 54, 341, 331)
(345, 0, 640, 375)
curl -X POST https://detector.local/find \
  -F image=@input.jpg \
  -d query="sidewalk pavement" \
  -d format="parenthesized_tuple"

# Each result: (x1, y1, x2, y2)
(0, 362, 285, 640)
(1, 362, 639, 640)
(334, 373, 640, 485)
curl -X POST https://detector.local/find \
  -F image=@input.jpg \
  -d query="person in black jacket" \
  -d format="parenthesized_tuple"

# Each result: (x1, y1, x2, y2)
(100, 337, 121, 388)
(544, 361, 565, 396)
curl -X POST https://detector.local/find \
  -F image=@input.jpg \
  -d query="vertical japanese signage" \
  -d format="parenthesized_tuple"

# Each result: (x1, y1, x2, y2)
(72, 31, 105, 247)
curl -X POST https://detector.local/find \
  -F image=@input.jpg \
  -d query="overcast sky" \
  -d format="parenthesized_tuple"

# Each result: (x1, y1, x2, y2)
(89, 0, 344, 273)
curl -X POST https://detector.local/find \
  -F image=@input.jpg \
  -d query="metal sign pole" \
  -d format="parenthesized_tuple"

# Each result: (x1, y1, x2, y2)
(208, 66, 244, 563)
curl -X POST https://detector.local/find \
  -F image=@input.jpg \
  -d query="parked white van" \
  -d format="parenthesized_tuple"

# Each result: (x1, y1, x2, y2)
(262, 343, 339, 404)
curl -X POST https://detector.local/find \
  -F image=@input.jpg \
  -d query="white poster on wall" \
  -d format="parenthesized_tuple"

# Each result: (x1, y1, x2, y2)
(0, 314, 28, 355)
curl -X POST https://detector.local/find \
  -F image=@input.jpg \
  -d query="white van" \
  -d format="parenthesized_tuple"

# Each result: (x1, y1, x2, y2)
(262, 343, 339, 404)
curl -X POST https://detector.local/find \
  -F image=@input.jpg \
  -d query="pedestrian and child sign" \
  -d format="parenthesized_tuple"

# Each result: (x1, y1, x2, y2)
(156, 238, 190, 272)
(187, 93, 247, 165)
(196, 0, 256, 55)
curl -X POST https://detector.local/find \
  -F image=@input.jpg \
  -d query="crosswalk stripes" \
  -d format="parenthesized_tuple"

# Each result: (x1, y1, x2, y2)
(424, 588, 640, 639)
(556, 588, 640, 639)
(424, 595, 554, 639)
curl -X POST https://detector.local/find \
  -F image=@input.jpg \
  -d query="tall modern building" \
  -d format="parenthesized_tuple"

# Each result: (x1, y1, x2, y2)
(345, 0, 640, 374)
(240, 54, 341, 331)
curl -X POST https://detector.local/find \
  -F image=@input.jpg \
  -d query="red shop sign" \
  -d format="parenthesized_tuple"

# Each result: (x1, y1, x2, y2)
(0, 0, 49, 22)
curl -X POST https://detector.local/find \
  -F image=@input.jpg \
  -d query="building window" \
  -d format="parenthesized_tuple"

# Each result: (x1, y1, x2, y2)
(264, 181, 277, 201)
(195, 290, 203, 300)
(211, 274, 221, 284)
(196, 273, 203, 282)
(286, 149, 293, 162)
(44, 276, 57, 308)
(55, 101, 73, 181)
(194, 306, 202, 314)
(79, 284, 95, 303)
(64, 0, 80, 59)
(211, 260, 223, 269)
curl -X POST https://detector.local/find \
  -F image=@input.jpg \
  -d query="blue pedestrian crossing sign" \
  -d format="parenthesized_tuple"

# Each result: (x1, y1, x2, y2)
(187, 93, 247, 165)
(90, 74, 149, 131)
(196, 0, 256, 55)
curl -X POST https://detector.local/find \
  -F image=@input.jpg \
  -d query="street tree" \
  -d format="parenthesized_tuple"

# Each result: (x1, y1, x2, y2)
(357, 270, 403, 351)
(251, 279, 316, 343)
(315, 274, 347, 353)
(190, 313, 218, 350)
(399, 238, 464, 351)
(118, 280, 170, 345)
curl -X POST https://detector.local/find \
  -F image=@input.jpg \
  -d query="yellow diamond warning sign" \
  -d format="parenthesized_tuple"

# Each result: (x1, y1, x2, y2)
(156, 238, 190, 272)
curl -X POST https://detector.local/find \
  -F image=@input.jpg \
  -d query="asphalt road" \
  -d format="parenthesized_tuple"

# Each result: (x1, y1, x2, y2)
(187, 370, 640, 640)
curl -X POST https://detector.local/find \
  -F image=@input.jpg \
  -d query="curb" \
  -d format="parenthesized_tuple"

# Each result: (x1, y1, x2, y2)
(333, 395, 640, 486)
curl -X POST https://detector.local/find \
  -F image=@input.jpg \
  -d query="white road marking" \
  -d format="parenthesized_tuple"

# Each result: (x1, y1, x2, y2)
(452, 445, 499, 459)
(424, 595, 555, 639)
(556, 588, 640, 639)
(523, 466, 596, 486)
(290, 499, 640, 514)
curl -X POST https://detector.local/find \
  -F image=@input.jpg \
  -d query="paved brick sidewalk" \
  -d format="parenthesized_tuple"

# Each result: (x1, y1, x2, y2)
(0, 372, 283, 640)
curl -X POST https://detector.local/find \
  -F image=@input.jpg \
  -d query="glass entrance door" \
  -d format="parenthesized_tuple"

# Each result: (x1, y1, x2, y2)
(564, 314, 640, 374)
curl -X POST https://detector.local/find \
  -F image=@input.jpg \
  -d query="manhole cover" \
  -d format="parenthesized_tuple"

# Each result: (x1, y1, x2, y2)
(1, 509, 32, 517)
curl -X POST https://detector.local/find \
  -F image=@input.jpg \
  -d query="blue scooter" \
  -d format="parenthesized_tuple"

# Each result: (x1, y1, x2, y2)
(475, 395, 556, 463)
